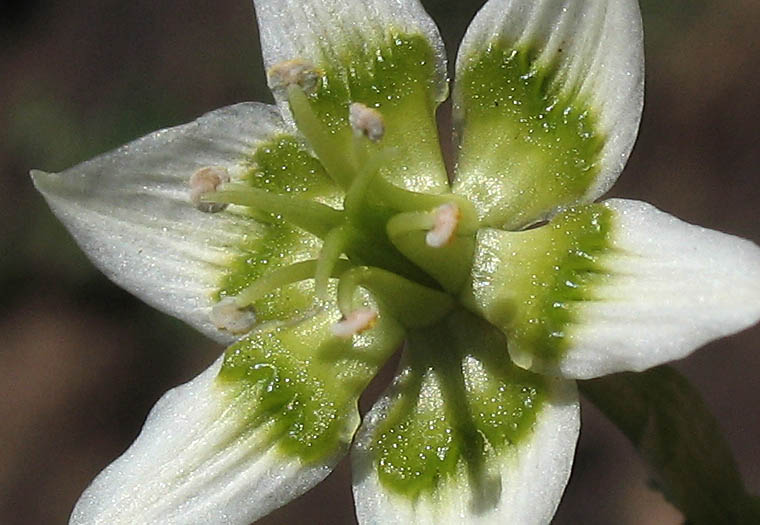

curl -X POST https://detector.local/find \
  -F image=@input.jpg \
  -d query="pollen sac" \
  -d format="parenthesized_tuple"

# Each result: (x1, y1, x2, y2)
(189, 166, 230, 213)
(426, 202, 461, 248)
(209, 297, 256, 334)
(267, 59, 321, 93)
(349, 102, 385, 142)
(331, 308, 379, 339)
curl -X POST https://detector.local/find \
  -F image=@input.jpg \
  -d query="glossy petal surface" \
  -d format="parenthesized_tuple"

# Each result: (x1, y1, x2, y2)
(352, 310, 579, 524)
(467, 199, 760, 379)
(254, 0, 449, 192)
(453, 0, 644, 228)
(32, 103, 297, 343)
(70, 357, 335, 525)
(71, 293, 403, 524)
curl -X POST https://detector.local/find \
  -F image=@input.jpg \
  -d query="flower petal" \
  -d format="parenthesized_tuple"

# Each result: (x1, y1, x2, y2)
(72, 299, 404, 525)
(352, 310, 579, 524)
(452, 0, 644, 229)
(466, 199, 760, 379)
(253, 0, 449, 192)
(255, 0, 446, 96)
(70, 357, 330, 525)
(32, 103, 338, 344)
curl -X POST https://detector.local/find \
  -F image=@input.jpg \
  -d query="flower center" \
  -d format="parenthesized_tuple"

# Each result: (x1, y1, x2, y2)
(198, 60, 479, 334)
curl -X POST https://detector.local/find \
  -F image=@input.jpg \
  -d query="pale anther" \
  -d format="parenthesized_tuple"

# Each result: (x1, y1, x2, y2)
(425, 202, 460, 247)
(267, 59, 320, 93)
(331, 308, 378, 339)
(209, 297, 256, 334)
(189, 166, 229, 213)
(349, 102, 385, 142)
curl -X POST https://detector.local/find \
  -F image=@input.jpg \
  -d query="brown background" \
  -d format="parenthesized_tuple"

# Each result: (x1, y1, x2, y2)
(1, 1, 758, 523)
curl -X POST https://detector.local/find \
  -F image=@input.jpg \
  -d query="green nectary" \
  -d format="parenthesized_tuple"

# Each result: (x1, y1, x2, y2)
(209, 31, 591, 498)
(469, 204, 614, 366)
(298, 33, 448, 194)
(371, 311, 547, 499)
(216, 135, 339, 323)
(454, 42, 605, 229)
(217, 302, 404, 463)
(215, 34, 466, 315)
(244, 135, 342, 205)
(213, 33, 461, 468)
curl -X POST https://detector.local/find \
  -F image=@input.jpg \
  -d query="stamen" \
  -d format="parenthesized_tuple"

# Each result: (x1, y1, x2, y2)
(349, 102, 385, 142)
(331, 308, 378, 338)
(426, 202, 461, 248)
(314, 226, 349, 300)
(337, 266, 454, 328)
(343, 148, 398, 220)
(386, 205, 476, 293)
(233, 259, 349, 308)
(267, 59, 321, 93)
(189, 167, 229, 213)
(209, 297, 256, 334)
(203, 183, 343, 239)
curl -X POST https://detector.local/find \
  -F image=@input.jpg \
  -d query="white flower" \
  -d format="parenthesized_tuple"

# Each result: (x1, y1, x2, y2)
(32, 1, 760, 524)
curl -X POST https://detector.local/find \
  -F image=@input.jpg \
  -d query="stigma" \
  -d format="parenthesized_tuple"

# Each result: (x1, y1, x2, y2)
(189, 167, 229, 213)
(331, 308, 378, 338)
(349, 102, 385, 142)
(426, 202, 460, 247)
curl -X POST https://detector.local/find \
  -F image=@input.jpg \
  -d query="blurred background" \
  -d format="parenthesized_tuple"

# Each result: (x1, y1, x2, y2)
(1, 0, 758, 523)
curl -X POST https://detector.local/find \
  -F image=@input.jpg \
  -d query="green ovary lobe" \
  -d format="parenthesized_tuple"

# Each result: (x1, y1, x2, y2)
(454, 43, 604, 229)
(467, 204, 614, 367)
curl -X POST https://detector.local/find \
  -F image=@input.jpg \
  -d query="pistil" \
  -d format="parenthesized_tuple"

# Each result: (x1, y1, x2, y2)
(314, 226, 350, 300)
(205, 59, 486, 336)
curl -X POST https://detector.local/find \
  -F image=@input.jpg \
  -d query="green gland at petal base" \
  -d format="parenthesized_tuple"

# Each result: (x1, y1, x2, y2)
(287, 33, 448, 194)
(217, 297, 403, 464)
(464, 204, 614, 370)
(454, 43, 604, 229)
(215, 135, 341, 325)
(243, 134, 342, 208)
(367, 310, 547, 500)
